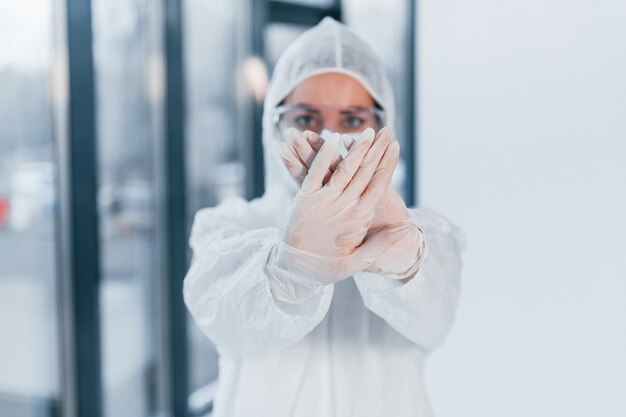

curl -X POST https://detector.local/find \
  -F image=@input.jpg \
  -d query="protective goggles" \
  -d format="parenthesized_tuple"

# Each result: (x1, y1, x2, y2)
(273, 103, 385, 142)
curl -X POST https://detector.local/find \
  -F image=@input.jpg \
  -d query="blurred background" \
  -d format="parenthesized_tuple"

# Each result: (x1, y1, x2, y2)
(0, 0, 624, 417)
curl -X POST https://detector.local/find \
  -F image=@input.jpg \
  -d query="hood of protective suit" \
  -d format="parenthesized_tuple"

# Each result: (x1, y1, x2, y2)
(262, 16, 396, 197)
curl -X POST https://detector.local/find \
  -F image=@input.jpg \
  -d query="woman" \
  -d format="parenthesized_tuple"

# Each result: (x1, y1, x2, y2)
(183, 16, 465, 417)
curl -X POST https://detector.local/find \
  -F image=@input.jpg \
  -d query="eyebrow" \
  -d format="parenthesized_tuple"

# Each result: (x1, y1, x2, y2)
(293, 104, 321, 114)
(339, 107, 371, 114)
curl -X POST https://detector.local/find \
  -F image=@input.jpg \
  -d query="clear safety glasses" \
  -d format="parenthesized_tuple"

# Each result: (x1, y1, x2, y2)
(273, 103, 385, 142)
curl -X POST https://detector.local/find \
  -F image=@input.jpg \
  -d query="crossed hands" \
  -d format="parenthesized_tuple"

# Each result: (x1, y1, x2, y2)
(269, 127, 425, 290)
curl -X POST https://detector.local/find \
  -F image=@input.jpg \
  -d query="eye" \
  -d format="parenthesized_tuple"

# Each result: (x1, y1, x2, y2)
(294, 114, 317, 128)
(344, 115, 365, 128)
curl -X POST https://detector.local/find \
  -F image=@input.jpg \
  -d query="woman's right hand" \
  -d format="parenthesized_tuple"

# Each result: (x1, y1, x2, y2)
(269, 127, 400, 286)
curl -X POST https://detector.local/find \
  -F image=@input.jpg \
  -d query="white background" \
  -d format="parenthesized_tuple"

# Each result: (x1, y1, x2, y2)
(417, 1, 626, 416)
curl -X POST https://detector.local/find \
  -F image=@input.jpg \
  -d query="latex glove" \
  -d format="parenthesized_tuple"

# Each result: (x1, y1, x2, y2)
(277, 128, 424, 281)
(360, 221, 426, 281)
(278, 127, 410, 230)
(268, 127, 401, 294)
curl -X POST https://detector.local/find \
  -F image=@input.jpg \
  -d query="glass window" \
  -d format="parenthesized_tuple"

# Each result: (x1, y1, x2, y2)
(182, 0, 249, 405)
(0, 1, 61, 416)
(343, 1, 411, 198)
(92, 0, 163, 415)
(282, 0, 336, 6)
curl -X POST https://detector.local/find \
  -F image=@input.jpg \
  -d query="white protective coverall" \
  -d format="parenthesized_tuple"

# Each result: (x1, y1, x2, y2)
(183, 16, 466, 417)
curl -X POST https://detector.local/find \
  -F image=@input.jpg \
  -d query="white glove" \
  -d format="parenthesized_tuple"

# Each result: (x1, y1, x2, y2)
(278, 127, 425, 282)
(267, 127, 401, 301)
(360, 222, 426, 280)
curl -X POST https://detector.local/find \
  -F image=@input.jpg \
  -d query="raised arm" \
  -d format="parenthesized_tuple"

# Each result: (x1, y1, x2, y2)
(353, 207, 466, 352)
(183, 194, 334, 359)
(185, 128, 398, 358)
(278, 129, 466, 351)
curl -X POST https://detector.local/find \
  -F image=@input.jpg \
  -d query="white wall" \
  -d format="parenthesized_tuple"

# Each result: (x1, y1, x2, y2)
(417, 1, 626, 416)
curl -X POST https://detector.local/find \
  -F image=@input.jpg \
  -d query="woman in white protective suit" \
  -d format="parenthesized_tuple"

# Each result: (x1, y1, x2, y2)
(183, 16, 466, 417)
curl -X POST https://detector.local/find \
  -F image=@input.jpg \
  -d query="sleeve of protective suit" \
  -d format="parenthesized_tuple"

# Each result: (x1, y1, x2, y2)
(353, 207, 466, 352)
(183, 195, 335, 359)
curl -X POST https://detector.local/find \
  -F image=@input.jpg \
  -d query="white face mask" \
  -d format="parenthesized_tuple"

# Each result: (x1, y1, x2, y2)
(320, 129, 364, 157)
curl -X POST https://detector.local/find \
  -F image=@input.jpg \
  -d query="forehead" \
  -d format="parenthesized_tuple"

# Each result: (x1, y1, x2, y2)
(284, 72, 374, 108)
